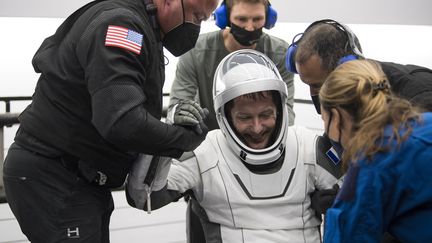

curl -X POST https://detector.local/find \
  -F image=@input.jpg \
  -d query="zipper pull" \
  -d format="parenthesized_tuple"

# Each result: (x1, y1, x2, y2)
(146, 186, 151, 214)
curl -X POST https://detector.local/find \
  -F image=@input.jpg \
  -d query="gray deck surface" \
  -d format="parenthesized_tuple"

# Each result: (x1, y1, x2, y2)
(0, 190, 188, 243)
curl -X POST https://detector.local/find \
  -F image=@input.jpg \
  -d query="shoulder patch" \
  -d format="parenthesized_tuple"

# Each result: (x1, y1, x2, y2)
(316, 135, 343, 179)
(105, 25, 143, 55)
(326, 146, 341, 165)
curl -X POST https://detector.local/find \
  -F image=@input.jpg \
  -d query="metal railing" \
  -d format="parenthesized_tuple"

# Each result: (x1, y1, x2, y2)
(0, 96, 31, 203)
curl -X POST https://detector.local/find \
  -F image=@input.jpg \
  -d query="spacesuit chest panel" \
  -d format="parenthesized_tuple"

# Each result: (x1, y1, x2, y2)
(217, 130, 298, 198)
(196, 129, 317, 229)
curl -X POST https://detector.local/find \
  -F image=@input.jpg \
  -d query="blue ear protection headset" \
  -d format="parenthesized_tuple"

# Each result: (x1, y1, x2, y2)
(285, 19, 363, 74)
(214, 0, 277, 29)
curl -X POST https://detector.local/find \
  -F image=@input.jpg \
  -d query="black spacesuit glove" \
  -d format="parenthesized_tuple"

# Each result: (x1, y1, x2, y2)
(176, 120, 208, 152)
(167, 100, 209, 135)
(311, 184, 340, 215)
(381, 232, 402, 243)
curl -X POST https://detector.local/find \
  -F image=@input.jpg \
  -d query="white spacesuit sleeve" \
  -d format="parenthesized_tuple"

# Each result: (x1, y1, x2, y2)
(167, 155, 203, 200)
(314, 165, 341, 190)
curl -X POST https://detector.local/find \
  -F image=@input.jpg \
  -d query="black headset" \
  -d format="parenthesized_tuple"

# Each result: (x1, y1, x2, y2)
(214, 0, 278, 29)
(285, 19, 363, 73)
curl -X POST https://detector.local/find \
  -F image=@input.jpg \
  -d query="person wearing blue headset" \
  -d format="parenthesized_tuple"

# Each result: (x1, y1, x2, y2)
(285, 19, 432, 114)
(285, 19, 432, 243)
(168, 1, 295, 242)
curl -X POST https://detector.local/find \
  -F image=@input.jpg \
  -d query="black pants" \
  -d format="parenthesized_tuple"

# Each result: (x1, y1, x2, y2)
(186, 199, 206, 243)
(3, 143, 114, 243)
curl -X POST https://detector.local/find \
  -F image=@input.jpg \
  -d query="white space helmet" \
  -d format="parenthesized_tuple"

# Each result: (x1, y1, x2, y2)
(213, 49, 289, 165)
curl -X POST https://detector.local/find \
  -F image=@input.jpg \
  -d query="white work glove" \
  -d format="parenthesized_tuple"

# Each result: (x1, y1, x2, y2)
(167, 99, 209, 134)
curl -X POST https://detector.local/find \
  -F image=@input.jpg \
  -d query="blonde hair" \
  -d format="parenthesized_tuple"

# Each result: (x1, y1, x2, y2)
(319, 59, 421, 171)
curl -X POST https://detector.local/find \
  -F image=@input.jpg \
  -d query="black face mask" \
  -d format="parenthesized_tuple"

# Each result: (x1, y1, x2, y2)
(163, 22, 200, 57)
(162, 0, 200, 57)
(311, 94, 321, 114)
(230, 23, 262, 46)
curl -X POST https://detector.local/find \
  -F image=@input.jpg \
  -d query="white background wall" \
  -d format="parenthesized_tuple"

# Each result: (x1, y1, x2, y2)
(0, 1, 431, 242)
(1, 0, 431, 25)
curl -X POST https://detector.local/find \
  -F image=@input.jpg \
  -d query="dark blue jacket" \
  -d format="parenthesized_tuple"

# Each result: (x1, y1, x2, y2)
(324, 112, 432, 242)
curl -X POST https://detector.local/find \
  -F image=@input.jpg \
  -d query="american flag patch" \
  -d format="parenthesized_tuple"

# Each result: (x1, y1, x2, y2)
(105, 25, 143, 55)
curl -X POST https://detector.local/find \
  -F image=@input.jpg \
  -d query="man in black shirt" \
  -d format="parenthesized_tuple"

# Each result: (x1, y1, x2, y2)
(3, 0, 218, 242)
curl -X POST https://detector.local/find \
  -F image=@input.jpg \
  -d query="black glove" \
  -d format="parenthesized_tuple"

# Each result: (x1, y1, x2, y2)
(167, 100, 209, 135)
(381, 232, 402, 243)
(311, 184, 339, 215)
(177, 120, 209, 152)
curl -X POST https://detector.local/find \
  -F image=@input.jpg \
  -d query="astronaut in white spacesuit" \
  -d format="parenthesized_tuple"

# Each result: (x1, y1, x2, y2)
(126, 50, 341, 243)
